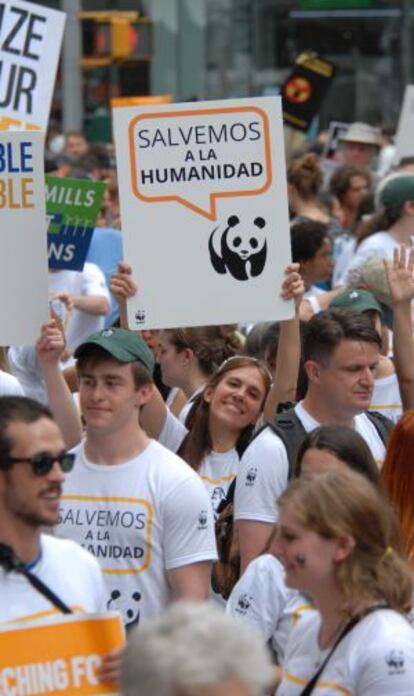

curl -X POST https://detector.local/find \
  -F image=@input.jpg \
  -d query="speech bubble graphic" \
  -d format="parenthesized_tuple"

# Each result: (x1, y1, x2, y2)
(128, 106, 272, 221)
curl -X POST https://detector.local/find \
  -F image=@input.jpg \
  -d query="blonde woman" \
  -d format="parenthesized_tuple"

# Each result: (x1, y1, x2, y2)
(275, 469, 414, 695)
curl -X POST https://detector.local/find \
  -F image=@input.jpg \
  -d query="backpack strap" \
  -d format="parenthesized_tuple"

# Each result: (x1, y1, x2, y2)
(365, 410, 394, 445)
(266, 407, 307, 479)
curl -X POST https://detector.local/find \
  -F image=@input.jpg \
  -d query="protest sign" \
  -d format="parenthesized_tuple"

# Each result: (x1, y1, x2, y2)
(0, 129, 48, 343)
(393, 85, 414, 165)
(113, 97, 293, 330)
(0, 0, 65, 131)
(281, 52, 336, 132)
(323, 120, 349, 160)
(111, 95, 171, 107)
(0, 612, 124, 695)
(46, 176, 107, 271)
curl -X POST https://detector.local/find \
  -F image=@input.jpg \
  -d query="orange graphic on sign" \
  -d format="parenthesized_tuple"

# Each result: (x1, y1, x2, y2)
(285, 77, 312, 104)
(126, 106, 273, 221)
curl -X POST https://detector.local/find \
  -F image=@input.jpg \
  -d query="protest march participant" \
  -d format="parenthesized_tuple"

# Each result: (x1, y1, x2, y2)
(382, 410, 414, 568)
(337, 122, 381, 170)
(235, 308, 392, 572)
(0, 396, 105, 622)
(57, 328, 217, 628)
(346, 175, 414, 284)
(329, 164, 371, 232)
(0, 349, 24, 397)
(331, 288, 402, 423)
(121, 601, 273, 696)
(64, 131, 91, 162)
(111, 262, 303, 515)
(275, 469, 414, 695)
(49, 261, 111, 352)
(287, 153, 332, 226)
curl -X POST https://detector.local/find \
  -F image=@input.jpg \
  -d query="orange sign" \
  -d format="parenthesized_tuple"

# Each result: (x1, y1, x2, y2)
(0, 612, 124, 695)
(111, 95, 171, 107)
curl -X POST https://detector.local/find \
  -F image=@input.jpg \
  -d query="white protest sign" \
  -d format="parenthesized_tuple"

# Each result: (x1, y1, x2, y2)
(0, 0, 66, 131)
(113, 97, 293, 329)
(0, 130, 48, 342)
(394, 85, 414, 165)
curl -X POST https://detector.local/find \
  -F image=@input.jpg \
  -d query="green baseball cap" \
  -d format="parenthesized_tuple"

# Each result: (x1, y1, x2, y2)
(380, 175, 414, 208)
(74, 328, 155, 375)
(331, 288, 382, 316)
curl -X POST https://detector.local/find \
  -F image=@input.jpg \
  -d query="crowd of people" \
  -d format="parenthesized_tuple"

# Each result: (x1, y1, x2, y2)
(1, 120, 414, 695)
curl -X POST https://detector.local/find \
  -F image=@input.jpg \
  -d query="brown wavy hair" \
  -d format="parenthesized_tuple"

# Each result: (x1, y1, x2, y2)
(279, 469, 413, 616)
(382, 410, 414, 566)
(181, 356, 272, 471)
(287, 153, 323, 200)
(163, 326, 243, 378)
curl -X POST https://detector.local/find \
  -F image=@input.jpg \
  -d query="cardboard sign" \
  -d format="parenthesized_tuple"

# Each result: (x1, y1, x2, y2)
(113, 97, 293, 330)
(393, 85, 414, 166)
(281, 52, 336, 132)
(0, 130, 48, 343)
(110, 95, 172, 108)
(46, 176, 107, 271)
(0, 612, 124, 695)
(0, 0, 65, 131)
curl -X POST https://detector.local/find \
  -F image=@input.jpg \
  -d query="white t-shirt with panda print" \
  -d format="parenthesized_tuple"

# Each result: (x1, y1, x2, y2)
(159, 407, 239, 516)
(57, 439, 217, 628)
(226, 554, 314, 663)
(277, 609, 414, 695)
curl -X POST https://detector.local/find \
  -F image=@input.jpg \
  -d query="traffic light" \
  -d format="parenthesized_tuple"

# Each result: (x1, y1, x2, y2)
(80, 12, 152, 64)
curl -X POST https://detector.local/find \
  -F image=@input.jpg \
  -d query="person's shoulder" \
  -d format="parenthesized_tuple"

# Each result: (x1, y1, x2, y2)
(41, 534, 101, 573)
(244, 424, 288, 457)
(360, 609, 414, 639)
(0, 370, 24, 396)
(358, 231, 390, 251)
(144, 439, 200, 481)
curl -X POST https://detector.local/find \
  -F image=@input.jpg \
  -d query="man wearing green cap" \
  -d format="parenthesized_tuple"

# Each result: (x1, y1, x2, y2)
(57, 328, 217, 629)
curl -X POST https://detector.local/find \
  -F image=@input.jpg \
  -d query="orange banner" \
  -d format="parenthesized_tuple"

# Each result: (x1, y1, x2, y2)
(111, 95, 172, 107)
(0, 612, 124, 695)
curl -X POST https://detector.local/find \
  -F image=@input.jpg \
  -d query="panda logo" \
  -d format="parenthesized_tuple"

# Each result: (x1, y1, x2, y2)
(245, 466, 257, 486)
(208, 215, 267, 281)
(107, 589, 141, 630)
(236, 593, 253, 614)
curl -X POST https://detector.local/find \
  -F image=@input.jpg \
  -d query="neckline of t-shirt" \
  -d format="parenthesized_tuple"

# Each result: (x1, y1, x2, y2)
(80, 439, 155, 471)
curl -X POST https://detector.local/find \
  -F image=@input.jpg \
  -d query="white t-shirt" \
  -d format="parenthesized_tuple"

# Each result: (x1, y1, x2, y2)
(48, 262, 110, 350)
(234, 402, 386, 524)
(0, 370, 24, 396)
(57, 440, 217, 627)
(159, 407, 239, 515)
(0, 534, 106, 625)
(226, 554, 314, 663)
(277, 609, 414, 695)
(371, 373, 402, 424)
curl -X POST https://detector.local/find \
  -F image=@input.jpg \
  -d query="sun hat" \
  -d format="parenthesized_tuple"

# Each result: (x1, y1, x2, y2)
(339, 122, 381, 148)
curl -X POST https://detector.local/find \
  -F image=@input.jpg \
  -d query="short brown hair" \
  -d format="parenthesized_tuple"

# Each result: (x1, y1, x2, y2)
(303, 308, 381, 365)
(76, 345, 152, 389)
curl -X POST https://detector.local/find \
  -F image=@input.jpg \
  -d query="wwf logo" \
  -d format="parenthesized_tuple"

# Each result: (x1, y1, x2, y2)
(198, 510, 208, 530)
(385, 650, 405, 674)
(235, 593, 253, 615)
(135, 309, 146, 324)
(245, 467, 257, 486)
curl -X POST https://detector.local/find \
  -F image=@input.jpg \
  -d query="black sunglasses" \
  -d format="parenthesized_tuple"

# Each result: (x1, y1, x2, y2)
(2, 452, 75, 477)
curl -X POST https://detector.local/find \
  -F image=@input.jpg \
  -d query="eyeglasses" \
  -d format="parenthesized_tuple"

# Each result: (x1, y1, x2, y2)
(1, 452, 75, 477)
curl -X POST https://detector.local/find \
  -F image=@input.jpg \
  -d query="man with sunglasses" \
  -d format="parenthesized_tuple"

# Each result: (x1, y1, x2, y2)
(57, 328, 217, 629)
(0, 396, 107, 623)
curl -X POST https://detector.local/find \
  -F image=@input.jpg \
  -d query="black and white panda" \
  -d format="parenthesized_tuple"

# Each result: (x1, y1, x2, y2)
(208, 215, 267, 281)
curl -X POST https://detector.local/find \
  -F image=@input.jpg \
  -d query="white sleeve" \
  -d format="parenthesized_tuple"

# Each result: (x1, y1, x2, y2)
(226, 555, 287, 643)
(345, 238, 379, 283)
(234, 428, 289, 523)
(355, 628, 414, 694)
(162, 475, 218, 569)
(82, 262, 111, 301)
(158, 407, 188, 453)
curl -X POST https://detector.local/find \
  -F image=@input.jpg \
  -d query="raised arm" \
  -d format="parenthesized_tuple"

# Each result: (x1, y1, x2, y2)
(384, 244, 414, 411)
(110, 262, 167, 438)
(263, 264, 304, 421)
(36, 317, 82, 449)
